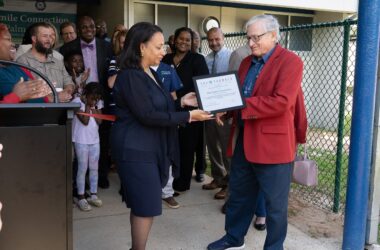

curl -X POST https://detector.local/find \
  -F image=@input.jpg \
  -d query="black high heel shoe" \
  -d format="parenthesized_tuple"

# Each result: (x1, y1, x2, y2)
(253, 222, 266, 231)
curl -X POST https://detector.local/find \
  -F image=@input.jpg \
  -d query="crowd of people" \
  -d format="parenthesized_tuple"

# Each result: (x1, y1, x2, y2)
(0, 13, 307, 250)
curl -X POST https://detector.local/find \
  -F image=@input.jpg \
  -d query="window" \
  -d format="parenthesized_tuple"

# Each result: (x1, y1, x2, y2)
(289, 16, 313, 51)
(134, 3, 155, 24)
(157, 5, 188, 40)
(268, 14, 313, 51)
(273, 14, 289, 28)
(269, 14, 290, 48)
(133, 2, 188, 41)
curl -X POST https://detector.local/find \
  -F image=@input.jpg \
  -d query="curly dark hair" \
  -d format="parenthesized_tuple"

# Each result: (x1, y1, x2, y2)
(82, 82, 103, 99)
(118, 22, 162, 70)
(173, 27, 193, 53)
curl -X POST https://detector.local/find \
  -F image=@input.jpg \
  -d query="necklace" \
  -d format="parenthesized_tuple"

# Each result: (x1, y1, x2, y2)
(173, 53, 185, 67)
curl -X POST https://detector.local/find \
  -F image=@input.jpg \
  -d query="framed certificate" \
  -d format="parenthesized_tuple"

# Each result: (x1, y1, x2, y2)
(193, 72, 245, 113)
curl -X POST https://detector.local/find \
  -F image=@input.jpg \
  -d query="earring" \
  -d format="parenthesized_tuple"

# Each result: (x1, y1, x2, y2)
(141, 51, 144, 57)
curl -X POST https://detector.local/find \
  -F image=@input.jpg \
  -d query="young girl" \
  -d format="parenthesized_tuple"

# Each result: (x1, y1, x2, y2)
(72, 82, 103, 211)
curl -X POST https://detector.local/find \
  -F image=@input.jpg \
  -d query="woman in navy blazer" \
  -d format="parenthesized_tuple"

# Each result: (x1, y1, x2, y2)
(110, 22, 212, 250)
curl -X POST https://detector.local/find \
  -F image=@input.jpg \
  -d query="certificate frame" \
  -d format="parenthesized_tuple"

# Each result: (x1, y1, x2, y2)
(193, 71, 245, 114)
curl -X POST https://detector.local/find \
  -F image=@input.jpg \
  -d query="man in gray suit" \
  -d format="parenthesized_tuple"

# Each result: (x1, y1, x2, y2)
(228, 43, 251, 71)
(202, 28, 232, 200)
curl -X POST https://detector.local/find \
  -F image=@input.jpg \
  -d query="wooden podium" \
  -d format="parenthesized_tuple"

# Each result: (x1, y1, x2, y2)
(0, 103, 79, 250)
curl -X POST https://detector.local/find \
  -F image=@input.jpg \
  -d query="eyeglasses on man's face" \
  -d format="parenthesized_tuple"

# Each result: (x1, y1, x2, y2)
(246, 31, 270, 43)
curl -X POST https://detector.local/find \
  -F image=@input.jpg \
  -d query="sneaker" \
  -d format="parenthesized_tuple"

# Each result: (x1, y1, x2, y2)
(87, 195, 103, 207)
(162, 197, 180, 209)
(207, 236, 245, 250)
(77, 199, 92, 211)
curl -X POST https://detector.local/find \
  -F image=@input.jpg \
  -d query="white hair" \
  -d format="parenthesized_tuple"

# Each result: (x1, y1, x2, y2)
(245, 14, 281, 42)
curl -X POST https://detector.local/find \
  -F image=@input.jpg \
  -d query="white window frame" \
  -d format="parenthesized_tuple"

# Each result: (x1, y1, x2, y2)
(129, 0, 190, 27)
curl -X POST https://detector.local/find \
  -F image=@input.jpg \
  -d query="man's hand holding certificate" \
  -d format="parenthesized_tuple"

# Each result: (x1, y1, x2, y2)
(193, 72, 245, 114)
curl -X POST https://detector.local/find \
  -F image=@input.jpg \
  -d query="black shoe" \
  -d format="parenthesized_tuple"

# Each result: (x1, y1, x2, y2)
(173, 189, 187, 197)
(195, 173, 205, 182)
(221, 202, 226, 214)
(207, 236, 245, 250)
(98, 178, 110, 189)
(253, 223, 266, 231)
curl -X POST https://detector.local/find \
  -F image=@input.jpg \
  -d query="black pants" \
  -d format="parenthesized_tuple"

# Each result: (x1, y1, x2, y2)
(173, 121, 204, 192)
(225, 131, 293, 249)
(194, 122, 206, 175)
(98, 121, 111, 182)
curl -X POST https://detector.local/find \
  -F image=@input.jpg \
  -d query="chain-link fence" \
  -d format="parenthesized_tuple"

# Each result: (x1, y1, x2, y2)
(201, 20, 358, 213)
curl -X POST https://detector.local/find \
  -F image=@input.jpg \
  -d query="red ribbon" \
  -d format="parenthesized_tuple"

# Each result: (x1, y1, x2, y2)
(77, 112, 116, 121)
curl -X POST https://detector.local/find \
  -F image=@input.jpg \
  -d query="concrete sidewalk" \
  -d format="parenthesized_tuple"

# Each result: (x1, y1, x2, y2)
(73, 173, 341, 250)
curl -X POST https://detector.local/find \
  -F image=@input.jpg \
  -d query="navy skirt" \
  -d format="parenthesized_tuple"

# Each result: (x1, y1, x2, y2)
(116, 149, 162, 217)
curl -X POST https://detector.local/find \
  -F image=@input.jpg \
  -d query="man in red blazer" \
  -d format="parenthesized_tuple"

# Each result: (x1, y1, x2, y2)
(208, 14, 307, 250)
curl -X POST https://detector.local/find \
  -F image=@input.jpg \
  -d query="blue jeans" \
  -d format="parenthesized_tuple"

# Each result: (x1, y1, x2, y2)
(255, 190, 266, 218)
(74, 142, 100, 195)
(225, 131, 292, 250)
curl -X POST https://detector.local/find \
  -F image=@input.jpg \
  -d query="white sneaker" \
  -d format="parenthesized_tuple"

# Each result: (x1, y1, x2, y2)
(87, 195, 103, 207)
(77, 199, 92, 211)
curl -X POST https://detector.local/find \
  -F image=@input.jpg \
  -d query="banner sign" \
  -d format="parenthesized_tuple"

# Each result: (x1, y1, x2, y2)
(0, 0, 76, 43)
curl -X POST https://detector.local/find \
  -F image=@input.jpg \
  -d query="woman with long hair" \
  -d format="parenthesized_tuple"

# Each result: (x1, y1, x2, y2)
(162, 27, 209, 193)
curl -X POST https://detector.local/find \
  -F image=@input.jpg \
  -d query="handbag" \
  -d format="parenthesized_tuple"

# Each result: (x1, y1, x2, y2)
(292, 144, 318, 186)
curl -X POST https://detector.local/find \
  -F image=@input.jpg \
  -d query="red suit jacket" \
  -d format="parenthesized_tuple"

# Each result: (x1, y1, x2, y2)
(227, 45, 307, 164)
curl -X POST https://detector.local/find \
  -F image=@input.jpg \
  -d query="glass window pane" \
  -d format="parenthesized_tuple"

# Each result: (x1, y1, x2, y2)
(157, 5, 188, 41)
(289, 16, 313, 51)
(269, 14, 289, 27)
(266, 14, 289, 48)
(134, 2, 155, 24)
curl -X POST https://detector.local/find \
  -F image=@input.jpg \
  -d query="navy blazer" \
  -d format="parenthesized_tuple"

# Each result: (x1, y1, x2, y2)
(162, 51, 209, 101)
(110, 68, 190, 187)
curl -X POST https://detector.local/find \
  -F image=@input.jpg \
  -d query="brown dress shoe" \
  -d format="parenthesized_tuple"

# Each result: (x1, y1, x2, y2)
(214, 187, 227, 199)
(162, 197, 180, 209)
(202, 180, 221, 190)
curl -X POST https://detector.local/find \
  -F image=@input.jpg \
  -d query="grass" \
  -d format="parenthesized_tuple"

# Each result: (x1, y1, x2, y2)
(202, 127, 351, 213)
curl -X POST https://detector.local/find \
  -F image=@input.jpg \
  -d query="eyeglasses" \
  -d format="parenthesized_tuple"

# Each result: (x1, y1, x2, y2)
(246, 32, 269, 43)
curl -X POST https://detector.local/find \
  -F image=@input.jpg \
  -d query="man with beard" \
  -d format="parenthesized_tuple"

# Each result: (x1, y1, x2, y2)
(17, 22, 74, 102)
(60, 16, 113, 188)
